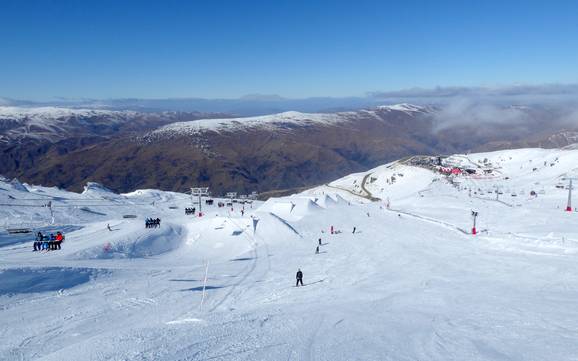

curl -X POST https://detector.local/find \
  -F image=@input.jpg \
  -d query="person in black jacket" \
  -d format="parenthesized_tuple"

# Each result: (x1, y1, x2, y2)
(33, 232, 43, 251)
(296, 269, 303, 287)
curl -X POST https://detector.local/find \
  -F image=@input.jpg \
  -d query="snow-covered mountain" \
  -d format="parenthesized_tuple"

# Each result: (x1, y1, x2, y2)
(0, 106, 131, 143)
(0, 106, 226, 144)
(145, 103, 433, 139)
(2, 147, 578, 360)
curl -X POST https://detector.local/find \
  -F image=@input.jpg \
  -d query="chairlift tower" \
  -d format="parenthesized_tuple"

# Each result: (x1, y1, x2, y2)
(226, 192, 237, 202)
(191, 187, 210, 215)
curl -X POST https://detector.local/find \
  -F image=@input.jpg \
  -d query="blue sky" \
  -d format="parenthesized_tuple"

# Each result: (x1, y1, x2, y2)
(2, 0, 578, 100)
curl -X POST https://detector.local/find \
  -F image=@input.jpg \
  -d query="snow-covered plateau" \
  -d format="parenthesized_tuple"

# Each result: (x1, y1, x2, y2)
(1, 147, 578, 360)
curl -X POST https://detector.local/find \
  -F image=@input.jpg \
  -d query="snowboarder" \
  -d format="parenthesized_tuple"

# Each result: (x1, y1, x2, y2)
(318, 238, 322, 246)
(296, 269, 303, 287)
(353, 226, 356, 234)
(330, 225, 334, 234)
(315, 246, 320, 254)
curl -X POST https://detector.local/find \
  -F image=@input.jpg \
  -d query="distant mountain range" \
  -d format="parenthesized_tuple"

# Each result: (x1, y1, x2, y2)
(1, 103, 577, 196)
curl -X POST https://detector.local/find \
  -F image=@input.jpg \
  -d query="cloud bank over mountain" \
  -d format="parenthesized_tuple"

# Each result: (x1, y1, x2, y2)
(370, 83, 578, 104)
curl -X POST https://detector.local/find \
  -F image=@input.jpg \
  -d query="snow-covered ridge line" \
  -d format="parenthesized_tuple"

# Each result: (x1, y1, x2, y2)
(375, 103, 434, 114)
(150, 111, 354, 135)
(150, 103, 431, 136)
(0, 106, 138, 120)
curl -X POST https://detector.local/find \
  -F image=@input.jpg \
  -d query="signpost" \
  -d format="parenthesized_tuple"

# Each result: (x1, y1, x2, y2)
(471, 210, 478, 235)
(200, 260, 209, 311)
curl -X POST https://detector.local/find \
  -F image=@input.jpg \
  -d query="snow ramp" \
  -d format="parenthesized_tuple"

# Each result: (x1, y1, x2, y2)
(257, 196, 323, 221)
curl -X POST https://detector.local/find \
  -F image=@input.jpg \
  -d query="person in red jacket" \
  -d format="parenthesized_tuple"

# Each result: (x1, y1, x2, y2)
(55, 232, 64, 250)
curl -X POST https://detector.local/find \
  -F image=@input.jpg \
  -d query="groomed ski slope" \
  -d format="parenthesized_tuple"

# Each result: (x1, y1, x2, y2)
(1, 147, 578, 360)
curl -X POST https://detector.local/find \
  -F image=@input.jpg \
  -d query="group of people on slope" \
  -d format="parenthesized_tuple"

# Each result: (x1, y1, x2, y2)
(145, 218, 161, 228)
(184, 207, 196, 215)
(33, 231, 65, 251)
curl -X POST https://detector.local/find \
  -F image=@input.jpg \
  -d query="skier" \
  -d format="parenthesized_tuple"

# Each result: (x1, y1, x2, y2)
(330, 225, 334, 234)
(241, 209, 245, 216)
(107, 224, 112, 232)
(296, 269, 303, 287)
(353, 226, 356, 234)
(318, 238, 322, 246)
(315, 246, 320, 254)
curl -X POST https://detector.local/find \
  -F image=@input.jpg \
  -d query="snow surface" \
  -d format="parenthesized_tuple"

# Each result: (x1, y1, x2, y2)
(2, 147, 578, 360)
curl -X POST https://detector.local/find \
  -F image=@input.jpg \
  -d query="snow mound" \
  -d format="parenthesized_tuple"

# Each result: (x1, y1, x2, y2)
(183, 217, 256, 260)
(262, 212, 302, 238)
(82, 182, 118, 198)
(71, 224, 184, 259)
(9, 178, 29, 193)
(334, 194, 350, 204)
(122, 189, 181, 203)
(257, 196, 323, 221)
(314, 194, 339, 208)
